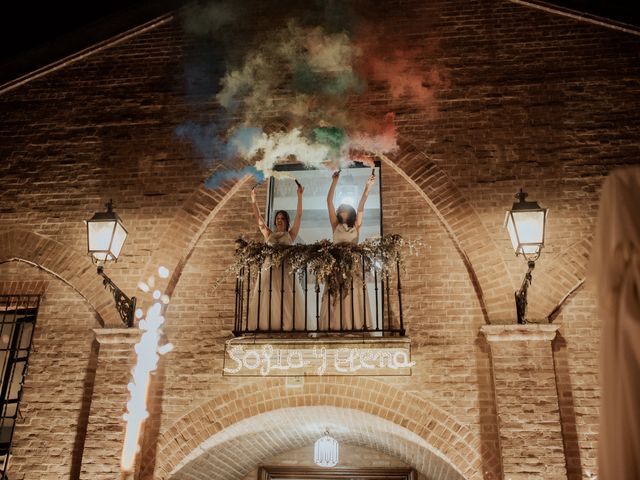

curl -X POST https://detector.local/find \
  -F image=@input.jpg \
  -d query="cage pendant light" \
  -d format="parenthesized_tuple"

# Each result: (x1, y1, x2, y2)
(314, 430, 339, 467)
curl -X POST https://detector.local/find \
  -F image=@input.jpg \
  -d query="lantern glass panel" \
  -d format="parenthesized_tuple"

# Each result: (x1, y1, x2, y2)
(506, 208, 546, 256)
(506, 213, 519, 252)
(88, 220, 117, 260)
(513, 210, 545, 245)
(110, 222, 128, 259)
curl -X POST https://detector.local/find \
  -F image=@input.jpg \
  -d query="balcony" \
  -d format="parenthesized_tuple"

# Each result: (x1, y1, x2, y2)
(233, 236, 406, 337)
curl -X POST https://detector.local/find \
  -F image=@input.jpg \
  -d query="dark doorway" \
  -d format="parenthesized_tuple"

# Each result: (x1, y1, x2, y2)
(258, 466, 417, 480)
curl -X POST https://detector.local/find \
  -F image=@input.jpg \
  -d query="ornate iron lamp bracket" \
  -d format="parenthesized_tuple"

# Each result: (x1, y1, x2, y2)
(515, 260, 535, 324)
(97, 266, 136, 328)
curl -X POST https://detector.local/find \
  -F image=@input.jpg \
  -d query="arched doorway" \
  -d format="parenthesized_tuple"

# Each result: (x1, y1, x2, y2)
(145, 377, 490, 480)
(168, 407, 465, 480)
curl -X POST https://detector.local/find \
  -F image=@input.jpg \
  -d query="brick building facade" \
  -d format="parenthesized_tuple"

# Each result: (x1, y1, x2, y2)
(1, 1, 639, 479)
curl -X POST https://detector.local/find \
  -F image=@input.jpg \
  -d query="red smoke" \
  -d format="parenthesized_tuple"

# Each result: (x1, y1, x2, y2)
(348, 112, 397, 166)
(369, 54, 442, 107)
(354, 23, 446, 112)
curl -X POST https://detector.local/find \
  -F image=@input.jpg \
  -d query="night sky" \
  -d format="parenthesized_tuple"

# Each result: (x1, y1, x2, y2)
(0, 0, 638, 85)
(0, 0, 185, 83)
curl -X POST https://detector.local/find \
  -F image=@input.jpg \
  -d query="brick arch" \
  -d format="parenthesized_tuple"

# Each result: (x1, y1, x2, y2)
(168, 406, 465, 480)
(149, 377, 492, 479)
(140, 134, 592, 324)
(140, 139, 514, 324)
(138, 178, 249, 305)
(0, 229, 120, 326)
(379, 143, 513, 323)
(527, 237, 592, 321)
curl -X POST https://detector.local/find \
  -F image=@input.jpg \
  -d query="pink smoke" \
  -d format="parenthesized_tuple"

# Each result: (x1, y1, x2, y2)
(348, 112, 397, 166)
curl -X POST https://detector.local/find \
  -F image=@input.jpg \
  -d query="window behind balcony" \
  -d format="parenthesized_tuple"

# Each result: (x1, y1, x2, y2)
(262, 162, 383, 329)
(266, 162, 382, 244)
(0, 295, 39, 478)
(235, 161, 405, 336)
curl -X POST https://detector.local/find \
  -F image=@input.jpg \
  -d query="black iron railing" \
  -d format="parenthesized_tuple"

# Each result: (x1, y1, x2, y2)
(234, 252, 405, 336)
(0, 295, 39, 479)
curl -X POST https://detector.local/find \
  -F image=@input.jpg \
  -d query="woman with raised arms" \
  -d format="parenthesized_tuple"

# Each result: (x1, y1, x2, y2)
(319, 170, 374, 332)
(247, 180, 305, 332)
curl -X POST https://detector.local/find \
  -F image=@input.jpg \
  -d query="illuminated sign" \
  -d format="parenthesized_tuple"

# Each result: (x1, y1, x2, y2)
(223, 339, 414, 376)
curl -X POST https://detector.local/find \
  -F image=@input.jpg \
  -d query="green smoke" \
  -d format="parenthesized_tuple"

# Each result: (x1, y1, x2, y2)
(312, 126, 347, 158)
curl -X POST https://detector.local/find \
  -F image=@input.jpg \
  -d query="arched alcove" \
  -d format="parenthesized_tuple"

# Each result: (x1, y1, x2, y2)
(169, 406, 465, 480)
(0, 229, 120, 326)
(146, 377, 494, 480)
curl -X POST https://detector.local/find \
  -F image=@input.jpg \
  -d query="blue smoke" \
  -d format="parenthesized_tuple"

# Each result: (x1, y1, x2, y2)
(175, 122, 267, 191)
(205, 166, 265, 189)
(174, 121, 234, 163)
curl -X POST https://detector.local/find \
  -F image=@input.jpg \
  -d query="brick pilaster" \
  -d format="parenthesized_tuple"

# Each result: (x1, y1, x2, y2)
(80, 328, 140, 480)
(481, 324, 567, 480)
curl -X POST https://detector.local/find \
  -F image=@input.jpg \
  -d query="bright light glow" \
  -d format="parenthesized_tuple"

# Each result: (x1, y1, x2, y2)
(87, 221, 116, 258)
(336, 184, 358, 209)
(135, 308, 144, 319)
(158, 266, 170, 278)
(87, 218, 127, 262)
(505, 209, 546, 256)
(314, 432, 339, 467)
(121, 269, 172, 473)
(152, 290, 161, 300)
(137, 282, 150, 293)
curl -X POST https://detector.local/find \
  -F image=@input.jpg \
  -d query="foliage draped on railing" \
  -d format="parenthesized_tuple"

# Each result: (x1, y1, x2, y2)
(231, 234, 415, 297)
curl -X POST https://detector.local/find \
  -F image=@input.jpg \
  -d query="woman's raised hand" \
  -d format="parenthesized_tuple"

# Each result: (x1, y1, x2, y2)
(250, 185, 257, 203)
(365, 173, 376, 188)
(296, 181, 304, 196)
(332, 170, 340, 182)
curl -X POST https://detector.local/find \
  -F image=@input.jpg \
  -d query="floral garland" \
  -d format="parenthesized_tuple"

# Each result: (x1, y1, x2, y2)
(226, 234, 417, 297)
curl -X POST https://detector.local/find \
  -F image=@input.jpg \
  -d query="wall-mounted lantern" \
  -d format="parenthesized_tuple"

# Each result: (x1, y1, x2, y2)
(86, 200, 136, 327)
(505, 189, 548, 324)
(314, 430, 339, 468)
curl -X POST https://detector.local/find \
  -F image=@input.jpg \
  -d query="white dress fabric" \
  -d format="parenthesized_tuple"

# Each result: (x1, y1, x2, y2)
(319, 224, 373, 332)
(592, 167, 640, 480)
(247, 231, 305, 332)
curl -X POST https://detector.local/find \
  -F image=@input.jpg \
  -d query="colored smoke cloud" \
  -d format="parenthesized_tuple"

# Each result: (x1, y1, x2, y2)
(177, 1, 445, 187)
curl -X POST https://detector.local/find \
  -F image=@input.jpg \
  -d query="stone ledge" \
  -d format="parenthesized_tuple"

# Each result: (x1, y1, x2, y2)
(480, 324, 560, 342)
(228, 336, 411, 347)
(93, 327, 141, 344)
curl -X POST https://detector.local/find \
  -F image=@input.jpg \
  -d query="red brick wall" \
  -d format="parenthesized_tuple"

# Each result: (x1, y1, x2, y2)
(0, 262, 98, 480)
(1, 0, 638, 478)
(483, 325, 567, 480)
(138, 162, 498, 479)
(553, 288, 600, 480)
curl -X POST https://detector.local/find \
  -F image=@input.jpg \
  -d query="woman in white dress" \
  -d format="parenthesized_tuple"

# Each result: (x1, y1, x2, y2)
(319, 170, 375, 332)
(247, 182, 305, 332)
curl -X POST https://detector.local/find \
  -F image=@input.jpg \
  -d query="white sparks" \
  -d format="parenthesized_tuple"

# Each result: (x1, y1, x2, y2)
(121, 268, 173, 473)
